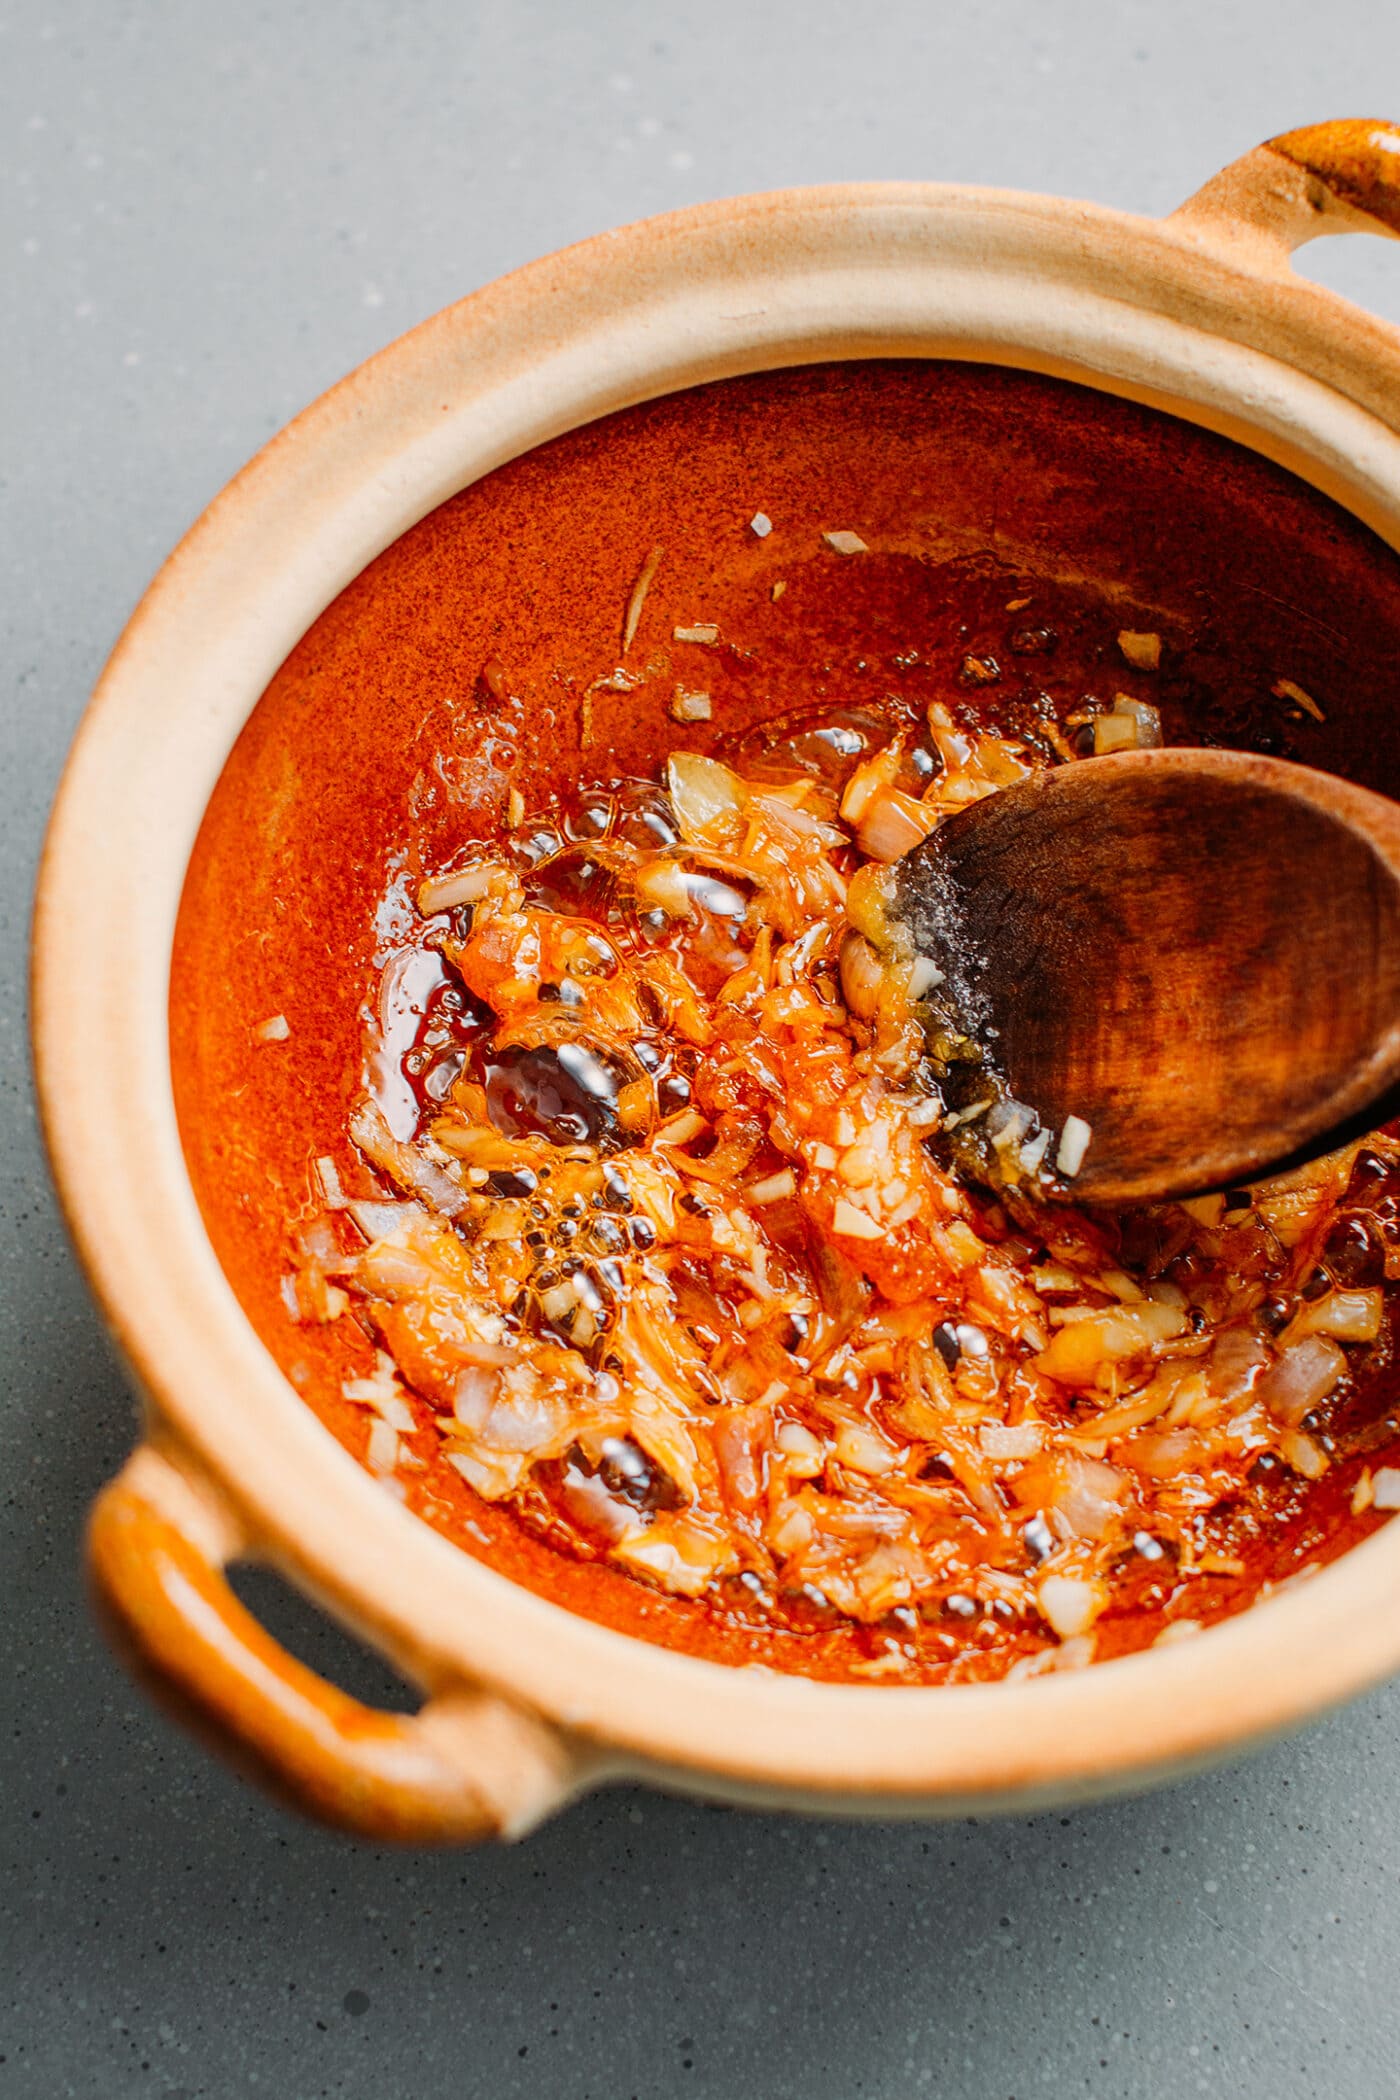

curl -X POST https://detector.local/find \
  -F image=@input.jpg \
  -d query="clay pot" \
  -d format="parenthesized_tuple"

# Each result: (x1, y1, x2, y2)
(34, 122, 1400, 1840)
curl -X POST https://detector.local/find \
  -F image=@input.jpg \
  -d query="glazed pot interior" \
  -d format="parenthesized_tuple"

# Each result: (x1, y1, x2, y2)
(171, 357, 1400, 1680)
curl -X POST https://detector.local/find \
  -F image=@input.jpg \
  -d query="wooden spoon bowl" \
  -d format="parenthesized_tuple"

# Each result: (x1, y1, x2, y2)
(896, 748, 1400, 1204)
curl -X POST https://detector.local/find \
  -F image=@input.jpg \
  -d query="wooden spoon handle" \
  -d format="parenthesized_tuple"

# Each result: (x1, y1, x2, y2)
(87, 1441, 582, 1843)
(1267, 121, 1400, 240)
(1170, 117, 1400, 260)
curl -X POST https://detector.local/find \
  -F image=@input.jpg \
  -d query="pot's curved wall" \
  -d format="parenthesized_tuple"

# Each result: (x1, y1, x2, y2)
(172, 358, 1400, 1678)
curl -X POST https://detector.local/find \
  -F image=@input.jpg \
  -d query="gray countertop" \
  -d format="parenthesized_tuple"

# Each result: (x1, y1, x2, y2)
(7, 5, 1400, 2095)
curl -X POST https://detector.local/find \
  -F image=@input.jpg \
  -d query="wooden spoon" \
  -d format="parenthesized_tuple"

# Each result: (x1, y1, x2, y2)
(894, 748, 1400, 1205)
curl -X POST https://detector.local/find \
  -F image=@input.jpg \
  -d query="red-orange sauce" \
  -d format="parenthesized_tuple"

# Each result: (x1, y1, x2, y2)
(171, 361, 1400, 1682)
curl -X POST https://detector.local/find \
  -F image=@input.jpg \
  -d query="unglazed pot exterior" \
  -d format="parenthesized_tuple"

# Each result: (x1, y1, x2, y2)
(33, 122, 1400, 1841)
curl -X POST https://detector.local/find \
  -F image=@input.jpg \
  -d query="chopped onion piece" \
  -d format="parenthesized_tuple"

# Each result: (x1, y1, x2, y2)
(1119, 1427, 1203, 1476)
(1038, 1574, 1106, 1638)
(1114, 695, 1163, 747)
(1277, 1426, 1328, 1479)
(1372, 1467, 1400, 1510)
(1052, 1455, 1127, 1537)
(673, 622, 719, 644)
(832, 1199, 884, 1240)
(823, 529, 868, 555)
(1292, 1288, 1382, 1342)
(838, 929, 883, 1021)
(255, 1013, 290, 1043)
(1056, 1115, 1092, 1177)
(776, 1422, 825, 1476)
(632, 860, 695, 915)
(1205, 1325, 1271, 1400)
(1019, 1126, 1053, 1174)
(348, 1099, 467, 1218)
(1093, 712, 1138, 754)
(416, 863, 502, 914)
(345, 1197, 417, 1242)
(365, 1419, 400, 1474)
(839, 746, 902, 826)
(748, 1168, 797, 1204)
(450, 1366, 499, 1433)
(315, 1156, 346, 1208)
(1273, 677, 1325, 722)
(1094, 697, 1161, 753)
(749, 511, 773, 538)
(903, 1097, 942, 1130)
(833, 1422, 897, 1474)
(342, 1382, 416, 1433)
(613, 1516, 737, 1595)
(1035, 1300, 1188, 1384)
(1255, 1333, 1347, 1425)
(622, 541, 665, 652)
(979, 1422, 1044, 1461)
(667, 751, 748, 843)
(591, 666, 642, 694)
(855, 788, 939, 863)
(1117, 630, 1162, 670)
(298, 1216, 340, 1262)
(989, 1104, 1032, 1154)
(652, 1108, 708, 1149)
(1031, 1263, 1079, 1293)
(670, 688, 712, 723)
(1154, 1619, 1201, 1647)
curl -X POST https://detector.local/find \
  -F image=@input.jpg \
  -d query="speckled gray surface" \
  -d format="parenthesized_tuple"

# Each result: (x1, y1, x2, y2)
(7, 4, 1400, 2095)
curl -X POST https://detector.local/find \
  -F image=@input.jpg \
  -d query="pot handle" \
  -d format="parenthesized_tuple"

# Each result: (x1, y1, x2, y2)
(87, 1440, 583, 1843)
(1171, 118, 1400, 261)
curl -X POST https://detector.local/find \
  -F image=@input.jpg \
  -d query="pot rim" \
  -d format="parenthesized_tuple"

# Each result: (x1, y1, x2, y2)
(34, 163, 1400, 1807)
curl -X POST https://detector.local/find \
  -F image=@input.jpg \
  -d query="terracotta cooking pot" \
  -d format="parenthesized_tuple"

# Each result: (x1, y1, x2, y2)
(33, 122, 1400, 1842)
